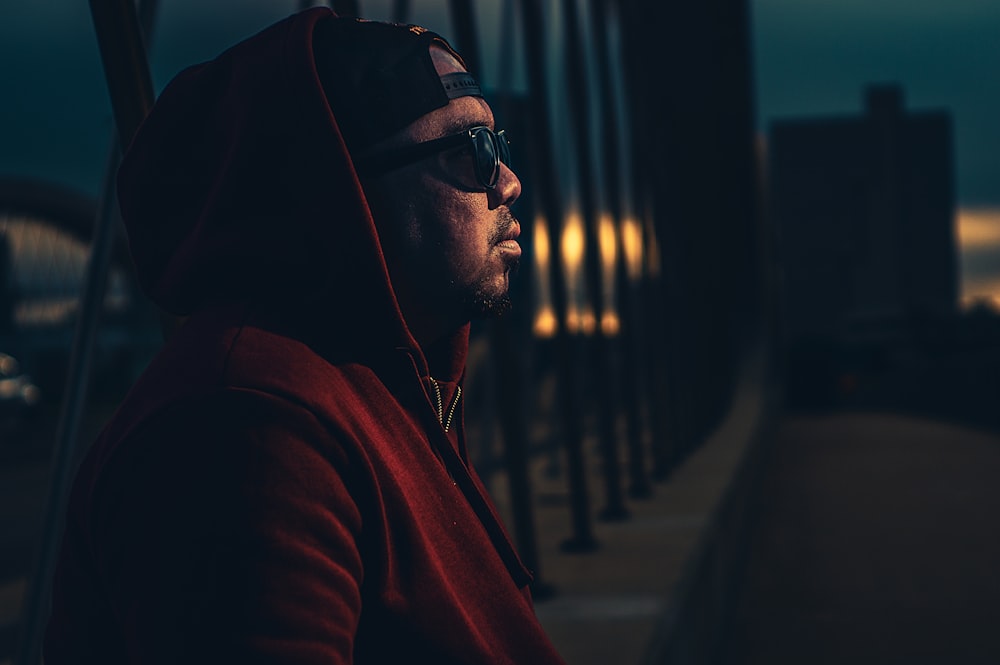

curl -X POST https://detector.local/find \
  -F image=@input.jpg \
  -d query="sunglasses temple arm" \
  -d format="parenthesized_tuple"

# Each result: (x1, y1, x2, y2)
(354, 133, 465, 177)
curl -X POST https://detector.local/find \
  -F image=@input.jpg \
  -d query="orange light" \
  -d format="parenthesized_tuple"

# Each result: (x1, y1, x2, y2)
(621, 217, 644, 281)
(599, 213, 617, 275)
(960, 290, 1000, 311)
(533, 306, 558, 338)
(532, 214, 557, 338)
(534, 212, 550, 267)
(561, 210, 585, 276)
(600, 311, 620, 336)
(957, 207, 1000, 248)
(956, 208, 1000, 307)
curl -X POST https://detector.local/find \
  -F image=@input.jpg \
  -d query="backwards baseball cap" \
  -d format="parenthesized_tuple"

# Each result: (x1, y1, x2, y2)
(313, 16, 484, 153)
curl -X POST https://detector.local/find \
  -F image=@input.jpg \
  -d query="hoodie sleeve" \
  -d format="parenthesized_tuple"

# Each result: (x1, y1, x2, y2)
(91, 390, 365, 664)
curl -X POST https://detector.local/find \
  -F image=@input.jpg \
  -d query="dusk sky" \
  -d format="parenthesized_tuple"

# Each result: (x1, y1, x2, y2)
(752, 0, 1000, 303)
(1, 0, 998, 300)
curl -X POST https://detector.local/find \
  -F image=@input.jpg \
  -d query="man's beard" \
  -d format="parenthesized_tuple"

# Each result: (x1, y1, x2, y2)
(463, 257, 519, 319)
(463, 207, 520, 319)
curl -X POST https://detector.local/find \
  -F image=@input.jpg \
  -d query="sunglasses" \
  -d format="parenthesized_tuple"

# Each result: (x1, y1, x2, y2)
(355, 125, 511, 190)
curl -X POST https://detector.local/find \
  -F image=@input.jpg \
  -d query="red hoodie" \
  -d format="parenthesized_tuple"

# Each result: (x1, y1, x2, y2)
(44, 8, 566, 664)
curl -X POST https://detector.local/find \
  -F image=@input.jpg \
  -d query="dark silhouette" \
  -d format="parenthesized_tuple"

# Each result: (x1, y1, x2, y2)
(770, 85, 957, 406)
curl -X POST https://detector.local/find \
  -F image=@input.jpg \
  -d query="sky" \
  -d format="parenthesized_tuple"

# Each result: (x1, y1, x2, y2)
(1, 0, 998, 301)
(752, 0, 1000, 304)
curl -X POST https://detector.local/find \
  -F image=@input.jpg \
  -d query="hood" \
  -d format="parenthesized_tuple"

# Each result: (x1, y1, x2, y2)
(118, 8, 432, 361)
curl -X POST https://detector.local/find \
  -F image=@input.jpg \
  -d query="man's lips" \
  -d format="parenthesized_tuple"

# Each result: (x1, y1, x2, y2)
(499, 220, 520, 242)
(496, 221, 521, 255)
(496, 239, 521, 253)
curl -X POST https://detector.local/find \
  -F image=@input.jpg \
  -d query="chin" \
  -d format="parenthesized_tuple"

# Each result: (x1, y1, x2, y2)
(461, 262, 518, 320)
(464, 291, 512, 320)
(477, 295, 513, 319)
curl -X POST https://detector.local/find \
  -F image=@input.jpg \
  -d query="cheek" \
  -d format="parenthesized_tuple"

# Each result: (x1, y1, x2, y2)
(373, 175, 497, 281)
(441, 206, 496, 271)
(425, 194, 489, 247)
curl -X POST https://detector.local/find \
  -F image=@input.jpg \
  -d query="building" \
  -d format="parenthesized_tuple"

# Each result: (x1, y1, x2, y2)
(770, 85, 957, 346)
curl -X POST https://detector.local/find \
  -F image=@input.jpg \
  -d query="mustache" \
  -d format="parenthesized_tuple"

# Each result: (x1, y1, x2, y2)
(489, 207, 519, 245)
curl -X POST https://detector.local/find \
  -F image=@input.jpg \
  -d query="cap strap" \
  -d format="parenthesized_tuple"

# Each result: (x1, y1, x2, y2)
(440, 72, 482, 99)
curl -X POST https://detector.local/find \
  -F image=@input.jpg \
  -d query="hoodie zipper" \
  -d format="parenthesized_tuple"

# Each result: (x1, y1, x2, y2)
(428, 377, 462, 433)
(397, 355, 531, 588)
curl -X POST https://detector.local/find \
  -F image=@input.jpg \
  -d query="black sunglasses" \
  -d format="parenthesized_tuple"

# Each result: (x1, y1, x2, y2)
(355, 126, 511, 190)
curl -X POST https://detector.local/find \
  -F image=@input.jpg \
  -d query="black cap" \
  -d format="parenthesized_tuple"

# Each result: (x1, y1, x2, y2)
(313, 16, 484, 153)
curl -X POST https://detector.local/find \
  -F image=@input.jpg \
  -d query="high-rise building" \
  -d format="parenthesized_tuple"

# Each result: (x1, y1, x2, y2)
(770, 85, 957, 344)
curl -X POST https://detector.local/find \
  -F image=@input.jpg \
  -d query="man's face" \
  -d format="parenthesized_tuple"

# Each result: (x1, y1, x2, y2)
(361, 47, 523, 342)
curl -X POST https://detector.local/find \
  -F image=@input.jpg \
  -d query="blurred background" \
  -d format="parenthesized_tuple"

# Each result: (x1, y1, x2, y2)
(1, 0, 998, 663)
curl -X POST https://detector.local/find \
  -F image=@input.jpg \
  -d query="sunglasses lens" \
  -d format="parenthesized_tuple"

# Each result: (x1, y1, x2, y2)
(471, 129, 499, 188)
(496, 131, 511, 167)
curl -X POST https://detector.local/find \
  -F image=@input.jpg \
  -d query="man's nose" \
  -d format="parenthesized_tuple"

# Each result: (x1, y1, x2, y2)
(489, 162, 521, 209)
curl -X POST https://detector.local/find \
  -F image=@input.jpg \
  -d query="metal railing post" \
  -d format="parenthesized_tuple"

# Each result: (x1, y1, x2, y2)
(559, 0, 628, 522)
(589, 0, 652, 500)
(516, 0, 597, 552)
(446, 0, 482, 77)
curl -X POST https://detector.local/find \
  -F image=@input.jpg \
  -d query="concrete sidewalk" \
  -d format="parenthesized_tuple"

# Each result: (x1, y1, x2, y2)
(492, 358, 771, 665)
(723, 413, 1000, 665)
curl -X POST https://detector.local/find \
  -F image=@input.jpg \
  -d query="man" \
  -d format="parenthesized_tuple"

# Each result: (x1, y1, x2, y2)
(45, 8, 566, 664)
